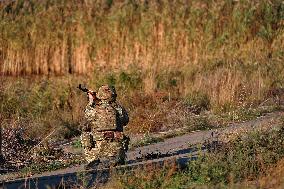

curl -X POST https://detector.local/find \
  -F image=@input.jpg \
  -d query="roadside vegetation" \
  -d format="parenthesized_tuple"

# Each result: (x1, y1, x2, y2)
(107, 122, 284, 189)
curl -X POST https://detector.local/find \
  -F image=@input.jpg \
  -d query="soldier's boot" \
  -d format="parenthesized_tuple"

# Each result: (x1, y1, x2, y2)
(117, 152, 126, 165)
(0, 155, 5, 165)
(85, 159, 100, 170)
(96, 156, 119, 168)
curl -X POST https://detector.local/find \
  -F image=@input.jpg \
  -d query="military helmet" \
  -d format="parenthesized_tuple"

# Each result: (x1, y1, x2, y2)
(96, 85, 117, 101)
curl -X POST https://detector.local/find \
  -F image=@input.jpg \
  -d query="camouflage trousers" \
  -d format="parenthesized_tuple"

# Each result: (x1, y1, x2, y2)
(81, 132, 127, 164)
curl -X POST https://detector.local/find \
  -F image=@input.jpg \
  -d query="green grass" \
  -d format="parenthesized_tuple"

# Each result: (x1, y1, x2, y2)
(214, 104, 283, 123)
(72, 139, 82, 149)
(19, 160, 81, 176)
(130, 132, 164, 149)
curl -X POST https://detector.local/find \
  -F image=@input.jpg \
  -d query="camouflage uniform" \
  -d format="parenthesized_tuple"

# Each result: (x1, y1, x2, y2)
(81, 85, 129, 166)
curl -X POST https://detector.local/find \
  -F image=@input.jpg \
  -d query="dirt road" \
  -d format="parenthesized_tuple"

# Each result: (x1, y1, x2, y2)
(128, 111, 283, 161)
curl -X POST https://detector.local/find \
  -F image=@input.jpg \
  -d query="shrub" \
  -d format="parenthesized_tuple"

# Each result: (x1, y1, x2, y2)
(185, 91, 211, 114)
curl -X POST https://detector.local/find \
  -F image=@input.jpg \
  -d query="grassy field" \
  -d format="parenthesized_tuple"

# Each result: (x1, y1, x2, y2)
(1, 0, 284, 188)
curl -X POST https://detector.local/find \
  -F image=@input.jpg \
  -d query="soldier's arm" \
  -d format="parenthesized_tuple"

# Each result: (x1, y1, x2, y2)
(78, 84, 98, 107)
(121, 106, 129, 126)
(87, 91, 97, 107)
(115, 104, 129, 126)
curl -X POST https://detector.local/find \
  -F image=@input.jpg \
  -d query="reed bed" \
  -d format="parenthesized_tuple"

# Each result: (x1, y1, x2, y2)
(0, 0, 284, 139)
(0, 1, 283, 74)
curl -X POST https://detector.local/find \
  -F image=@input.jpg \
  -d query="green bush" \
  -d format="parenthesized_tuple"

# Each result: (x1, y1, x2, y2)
(188, 116, 215, 131)
(72, 139, 82, 149)
(156, 71, 183, 91)
(131, 132, 164, 148)
(185, 91, 211, 113)
(118, 71, 143, 90)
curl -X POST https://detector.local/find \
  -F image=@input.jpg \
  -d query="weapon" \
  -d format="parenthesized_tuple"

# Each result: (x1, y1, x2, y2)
(78, 84, 100, 104)
(78, 84, 91, 93)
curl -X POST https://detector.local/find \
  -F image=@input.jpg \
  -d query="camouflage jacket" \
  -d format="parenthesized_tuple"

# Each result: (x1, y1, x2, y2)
(84, 100, 129, 136)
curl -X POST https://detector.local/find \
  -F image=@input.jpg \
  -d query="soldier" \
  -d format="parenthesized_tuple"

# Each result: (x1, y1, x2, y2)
(81, 85, 129, 168)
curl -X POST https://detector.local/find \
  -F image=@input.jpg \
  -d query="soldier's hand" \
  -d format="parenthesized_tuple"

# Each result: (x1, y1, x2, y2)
(87, 91, 96, 104)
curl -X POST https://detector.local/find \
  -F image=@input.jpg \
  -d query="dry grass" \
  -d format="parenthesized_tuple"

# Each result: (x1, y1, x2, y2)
(125, 92, 193, 134)
(0, 70, 283, 142)
(0, 77, 86, 140)
(0, 1, 283, 79)
(0, 0, 283, 110)
(0, 76, 195, 140)
(258, 158, 284, 189)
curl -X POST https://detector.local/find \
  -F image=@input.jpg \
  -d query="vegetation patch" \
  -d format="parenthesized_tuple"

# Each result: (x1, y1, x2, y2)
(19, 158, 82, 176)
(130, 133, 164, 149)
(113, 123, 284, 188)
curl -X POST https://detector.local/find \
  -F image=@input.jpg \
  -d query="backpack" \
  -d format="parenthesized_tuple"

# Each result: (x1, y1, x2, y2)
(94, 103, 118, 131)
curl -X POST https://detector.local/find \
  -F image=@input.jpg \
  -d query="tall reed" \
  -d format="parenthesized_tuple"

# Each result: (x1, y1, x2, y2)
(1, 0, 284, 108)
(0, 0, 283, 75)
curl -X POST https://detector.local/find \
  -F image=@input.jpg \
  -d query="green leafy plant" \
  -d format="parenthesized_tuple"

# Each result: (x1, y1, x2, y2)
(72, 139, 82, 149)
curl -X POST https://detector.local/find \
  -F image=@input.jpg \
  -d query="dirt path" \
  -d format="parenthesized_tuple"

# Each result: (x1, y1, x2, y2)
(128, 111, 283, 161)
(2, 111, 283, 184)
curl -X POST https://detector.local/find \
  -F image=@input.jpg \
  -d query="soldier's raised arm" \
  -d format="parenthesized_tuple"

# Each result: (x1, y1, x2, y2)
(78, 84, 99, 107)
(115, 104, 129, 127)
